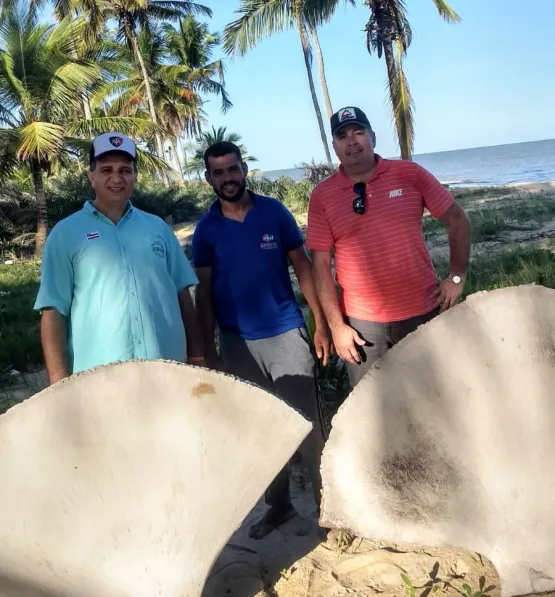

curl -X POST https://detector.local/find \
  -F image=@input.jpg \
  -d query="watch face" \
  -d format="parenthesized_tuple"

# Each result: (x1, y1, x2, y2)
(452, 275, 462, 284)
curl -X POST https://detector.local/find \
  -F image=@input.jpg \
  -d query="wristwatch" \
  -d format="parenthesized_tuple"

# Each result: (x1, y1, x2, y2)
(448, 273, 463, 284)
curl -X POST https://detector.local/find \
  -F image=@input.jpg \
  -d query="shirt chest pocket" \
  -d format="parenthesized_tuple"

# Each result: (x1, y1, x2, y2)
(134, 235, 169, 268)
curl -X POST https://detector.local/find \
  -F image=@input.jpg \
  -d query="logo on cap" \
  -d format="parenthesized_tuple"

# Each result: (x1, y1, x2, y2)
(109, 136, 124, 148)
(339, 108, 356, 122)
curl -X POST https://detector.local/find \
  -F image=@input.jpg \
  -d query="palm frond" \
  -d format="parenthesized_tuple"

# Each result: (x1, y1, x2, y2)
(389, 38, 414, 160)
(0, 102, 18, 127)
(302, 0, 355, 29)
(17, 121, 65, 161)
(47, 62, 104, 112)
(151, 0, 212, 18)
(223, 0, 293, 57)
(366, 0, 411, 57)
(430, 0, 461, 23)
(135, 147, 175, 177)
(67, 116, 167, 138)
(0, 48, 33, 118)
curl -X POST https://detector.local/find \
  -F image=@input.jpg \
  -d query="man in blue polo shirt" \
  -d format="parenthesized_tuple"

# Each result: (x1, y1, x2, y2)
(34, 132, 205, 384)
(192, 141, 331, 539)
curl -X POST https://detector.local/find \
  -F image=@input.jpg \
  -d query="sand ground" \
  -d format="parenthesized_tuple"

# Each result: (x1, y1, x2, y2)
(203, 471, 511, 597)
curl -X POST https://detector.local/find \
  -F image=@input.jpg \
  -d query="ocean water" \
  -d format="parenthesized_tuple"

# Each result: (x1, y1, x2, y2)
(263, 139, 555, 186)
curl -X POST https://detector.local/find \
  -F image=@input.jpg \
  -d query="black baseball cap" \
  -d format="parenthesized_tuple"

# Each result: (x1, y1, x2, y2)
(330, 107, 372, 136)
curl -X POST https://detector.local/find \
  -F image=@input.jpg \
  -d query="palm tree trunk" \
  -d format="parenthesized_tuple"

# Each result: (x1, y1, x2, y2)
(129, 32, 164, 161)
(170, 137, 185, 183)
(32, 159, 48, 257)
(179, 135, 191, 182)
(310, 26, 333, 121)
(384, 42, 411, 160)
(297, 22, 333, 165)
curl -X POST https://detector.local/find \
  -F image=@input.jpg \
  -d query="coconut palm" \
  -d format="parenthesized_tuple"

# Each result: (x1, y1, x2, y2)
(184, 126, 259, 179)
(195, 126, 258, 164)
(223, 0, 354, 165)
(365, 0, 460, 160)
(0, 4, 168, 255)
(163, 16, 232, 115)
(105, 0, 211, 160)
(94, 26, 205, 181)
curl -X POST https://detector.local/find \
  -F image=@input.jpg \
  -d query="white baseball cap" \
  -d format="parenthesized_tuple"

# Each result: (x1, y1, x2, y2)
(90, 132, 136, 166)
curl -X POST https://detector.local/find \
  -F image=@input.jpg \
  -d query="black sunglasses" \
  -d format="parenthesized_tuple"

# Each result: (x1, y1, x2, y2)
(352, 182, 366, 215)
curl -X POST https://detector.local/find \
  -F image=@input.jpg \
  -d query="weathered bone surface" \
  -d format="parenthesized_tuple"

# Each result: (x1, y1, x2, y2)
(0, 360, 311, 597)
(320, 285, 555, 597)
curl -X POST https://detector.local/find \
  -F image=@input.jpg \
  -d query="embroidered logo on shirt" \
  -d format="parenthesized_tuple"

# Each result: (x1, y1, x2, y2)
(389, 189, 404, 198)
(151, 240, 166, 258)
(86, 232, 101, 241)
(260, 234, 278, 250)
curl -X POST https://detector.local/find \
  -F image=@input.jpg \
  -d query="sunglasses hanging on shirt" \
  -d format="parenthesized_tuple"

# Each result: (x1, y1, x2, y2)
(352, 182, 366, 215)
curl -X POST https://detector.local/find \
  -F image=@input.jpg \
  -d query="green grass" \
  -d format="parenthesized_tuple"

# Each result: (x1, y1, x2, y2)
(0, 261, 41, 376)
(435, 246, 555, 297)
(424, 192, 555, 242)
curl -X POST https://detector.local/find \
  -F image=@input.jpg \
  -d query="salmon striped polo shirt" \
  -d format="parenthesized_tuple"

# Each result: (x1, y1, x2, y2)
(306, 155, 454, 323)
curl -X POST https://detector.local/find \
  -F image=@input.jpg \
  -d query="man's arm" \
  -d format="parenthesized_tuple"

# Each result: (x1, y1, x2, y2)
(288, 247, 331, 365)
(432, 202, 472, 312)
(194, 267, 220, 366)
(441, 202, 471, 278)
(311, 250, 365, 364)
(178, 287, 206, 365)
(40, 308, 70, 385)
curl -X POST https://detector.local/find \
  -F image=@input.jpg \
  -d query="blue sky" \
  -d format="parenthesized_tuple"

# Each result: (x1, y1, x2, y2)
(197, 0, 555, 171)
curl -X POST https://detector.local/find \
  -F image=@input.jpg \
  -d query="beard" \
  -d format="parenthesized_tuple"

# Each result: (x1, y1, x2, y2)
(216, 179, 247, 203)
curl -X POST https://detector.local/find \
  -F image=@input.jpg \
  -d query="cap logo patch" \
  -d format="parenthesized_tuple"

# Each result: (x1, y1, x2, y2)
(339, 108, 356, 122)
(109, 136, 124, 148)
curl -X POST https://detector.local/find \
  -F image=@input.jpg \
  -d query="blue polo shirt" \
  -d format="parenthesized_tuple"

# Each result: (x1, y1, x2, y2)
(192, 193, 306, 340)
(34, 200, 198, 374)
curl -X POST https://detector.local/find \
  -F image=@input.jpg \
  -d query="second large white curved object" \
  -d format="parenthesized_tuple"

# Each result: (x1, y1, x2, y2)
(320, 285, 555, 597)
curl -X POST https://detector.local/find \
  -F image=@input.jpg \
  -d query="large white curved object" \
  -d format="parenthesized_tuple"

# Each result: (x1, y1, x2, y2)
(0, 360, 311, 597)
(321, 285, 555, 597)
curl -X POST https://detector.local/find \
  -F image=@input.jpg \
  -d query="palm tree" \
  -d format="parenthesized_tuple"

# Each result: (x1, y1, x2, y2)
(195, 126, 258, 164)
(365, 0, 460, 160)
(185, 126, 259, 179)
(163, 16, 233, 180)
(105, 0, 211, 160)
(164, 16, 232, 115)
(0, 4, 168, 255)
(95, 26, 205, 182)
(223, 0, 354, 166)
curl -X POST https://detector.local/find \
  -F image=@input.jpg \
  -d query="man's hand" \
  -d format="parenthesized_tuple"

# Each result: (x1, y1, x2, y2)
(330, 323, 366, 364)
(210, 358, 230, 374)
(313, 325, 332, 367)
(432, 278, 464, 313)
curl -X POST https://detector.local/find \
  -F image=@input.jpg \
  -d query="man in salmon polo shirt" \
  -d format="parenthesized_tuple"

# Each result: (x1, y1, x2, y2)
(307, 106, 471, 387)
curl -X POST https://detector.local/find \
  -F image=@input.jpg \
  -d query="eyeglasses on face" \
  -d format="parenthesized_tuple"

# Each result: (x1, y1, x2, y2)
(352, 182, 366, 215)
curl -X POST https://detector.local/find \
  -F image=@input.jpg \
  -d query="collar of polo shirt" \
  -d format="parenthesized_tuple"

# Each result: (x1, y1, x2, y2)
(337, 154, 390, 189)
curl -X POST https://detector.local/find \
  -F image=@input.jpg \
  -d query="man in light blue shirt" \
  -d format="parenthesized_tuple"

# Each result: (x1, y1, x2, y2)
(34, 132, 205, 384)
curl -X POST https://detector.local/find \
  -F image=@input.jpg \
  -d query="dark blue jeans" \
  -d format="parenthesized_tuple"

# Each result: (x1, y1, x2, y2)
(346, 308, 440, 388)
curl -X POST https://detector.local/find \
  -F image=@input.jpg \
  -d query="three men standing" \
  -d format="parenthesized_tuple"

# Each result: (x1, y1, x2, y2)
(35, 133, 205, 384)
(192, 141, 330, 539)
(307, 107, 471, 387)
(35, 114, 470, 537)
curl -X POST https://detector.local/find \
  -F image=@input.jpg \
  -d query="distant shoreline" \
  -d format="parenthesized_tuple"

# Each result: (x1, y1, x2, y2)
(457, 181, 555, 193)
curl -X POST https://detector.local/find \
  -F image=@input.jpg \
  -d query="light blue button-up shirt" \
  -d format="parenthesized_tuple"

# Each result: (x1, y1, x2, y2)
(34, 200, 198, 374)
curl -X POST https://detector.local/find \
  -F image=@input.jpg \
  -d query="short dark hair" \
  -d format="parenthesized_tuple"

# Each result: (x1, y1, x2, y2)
(203, 141, 243, 171)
